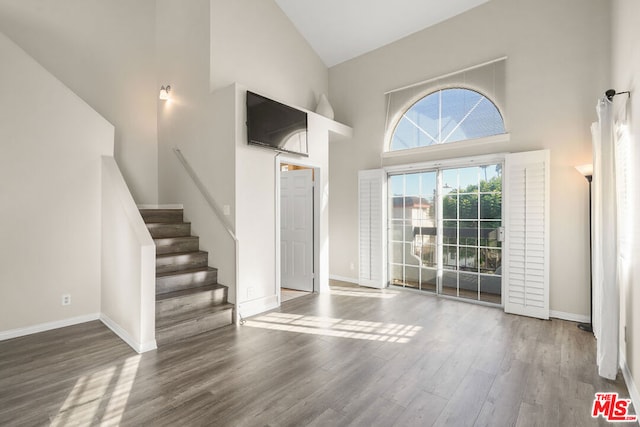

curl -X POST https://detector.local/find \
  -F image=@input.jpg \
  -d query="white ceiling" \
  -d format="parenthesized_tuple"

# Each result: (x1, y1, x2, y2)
(274, 0, 490, 67)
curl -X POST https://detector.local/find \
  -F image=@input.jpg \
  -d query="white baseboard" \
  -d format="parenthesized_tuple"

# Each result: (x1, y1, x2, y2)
(138, 340, 157, 353)
(137, 204, 183, 209)
(620, 353, 640, 422)
(100, 314, 157, 354)
(0, 313, 100, 341)
(238, 295, 279, 320)
(549, 310, 590, 323)
(329, 274, 359, 285)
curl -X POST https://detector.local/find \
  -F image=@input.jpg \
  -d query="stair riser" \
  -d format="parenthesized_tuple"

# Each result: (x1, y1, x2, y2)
(157, 270, 218, 294)
(156, 308, 233, 346)
(147, 223, 191, 238)
(156, 252, 208, 274)
(140, 209, 184, 224)
(157, 288, 228, 316)
(155, 238, 199, 255)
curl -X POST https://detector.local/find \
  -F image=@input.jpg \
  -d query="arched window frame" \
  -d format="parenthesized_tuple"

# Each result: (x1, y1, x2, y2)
(383, 85, 509, 156)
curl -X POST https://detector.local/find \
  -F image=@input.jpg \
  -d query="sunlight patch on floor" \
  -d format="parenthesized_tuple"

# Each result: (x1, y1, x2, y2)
(244, 312, 421, 343)
(329, 286, 399, 299)
(51, 355, 140, 426)
(101, 355, 141, 426)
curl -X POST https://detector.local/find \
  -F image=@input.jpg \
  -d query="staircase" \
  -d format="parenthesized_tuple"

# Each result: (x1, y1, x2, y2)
(140, 208, 234, 346)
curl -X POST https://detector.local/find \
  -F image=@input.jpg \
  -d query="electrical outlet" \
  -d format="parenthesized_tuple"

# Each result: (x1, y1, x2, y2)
(61, 294, 71, 306)
(223, 205, 231, 216)
(247, 287, 255, 299)
(350, 262, 355, 271)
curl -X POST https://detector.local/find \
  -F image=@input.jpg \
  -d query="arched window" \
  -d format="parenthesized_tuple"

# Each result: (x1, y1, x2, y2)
(389, 88, 505, 151)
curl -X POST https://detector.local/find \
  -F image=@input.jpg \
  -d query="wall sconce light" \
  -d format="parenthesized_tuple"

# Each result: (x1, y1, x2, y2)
(159, 85, 171, 100)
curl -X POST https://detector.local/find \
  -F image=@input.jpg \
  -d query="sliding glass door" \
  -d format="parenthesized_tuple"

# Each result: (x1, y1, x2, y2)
(388, 164, 503, 304)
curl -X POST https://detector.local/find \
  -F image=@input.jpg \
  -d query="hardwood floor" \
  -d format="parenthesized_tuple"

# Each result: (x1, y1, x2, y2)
(0, 281, 633, 426)
(281, 288, 311, 303)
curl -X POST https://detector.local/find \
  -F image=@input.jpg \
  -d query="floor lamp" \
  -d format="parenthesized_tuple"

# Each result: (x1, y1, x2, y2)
(575, 164, 593, 333)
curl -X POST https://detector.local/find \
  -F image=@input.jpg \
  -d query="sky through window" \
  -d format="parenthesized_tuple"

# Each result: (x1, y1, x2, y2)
(390, 88, 505, 151)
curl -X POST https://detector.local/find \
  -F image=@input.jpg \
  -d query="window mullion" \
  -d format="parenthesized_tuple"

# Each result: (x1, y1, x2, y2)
(418, 173, 422, 290)
(436, 170, 443, 295)
(438, 90, 442, 144)
(402, 175, 406, 286)
(456, 198, 460, 297)
(441, 96, 485, 144)
(477, 168, 481, 301)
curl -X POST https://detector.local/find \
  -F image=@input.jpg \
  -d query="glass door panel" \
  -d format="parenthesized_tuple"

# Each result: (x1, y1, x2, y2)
(420, 268, 437, 292)
(441, 271, 458, 297)
(439, 164, 502, 303)
(388, 171, 437, 292)
(459, 272, 480, 301)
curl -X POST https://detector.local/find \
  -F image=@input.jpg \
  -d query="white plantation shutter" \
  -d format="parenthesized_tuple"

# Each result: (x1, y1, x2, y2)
(504, 150, 550, 319)
(358, 169, 387, 288)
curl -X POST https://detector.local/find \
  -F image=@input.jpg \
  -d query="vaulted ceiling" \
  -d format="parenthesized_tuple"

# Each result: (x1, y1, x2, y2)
(274, 0, 490, 67)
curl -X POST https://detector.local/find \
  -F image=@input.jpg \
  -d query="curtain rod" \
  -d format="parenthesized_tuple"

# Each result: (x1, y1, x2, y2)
(605, 89, 630, 101)
(384, 56, 508, 95)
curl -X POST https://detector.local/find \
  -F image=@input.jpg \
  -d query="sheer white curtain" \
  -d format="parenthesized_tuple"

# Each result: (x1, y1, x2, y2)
(591, 98, 619, 380)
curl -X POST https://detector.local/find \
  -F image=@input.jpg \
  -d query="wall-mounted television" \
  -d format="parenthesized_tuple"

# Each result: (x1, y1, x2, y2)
(246, 91, 308, 157)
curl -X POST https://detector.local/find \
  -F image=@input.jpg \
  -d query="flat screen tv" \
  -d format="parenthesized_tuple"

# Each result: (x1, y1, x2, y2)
(246, 91, 308, 157)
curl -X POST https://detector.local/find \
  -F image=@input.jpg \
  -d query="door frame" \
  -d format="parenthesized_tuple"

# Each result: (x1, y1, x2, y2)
(275, 156, 321, 304)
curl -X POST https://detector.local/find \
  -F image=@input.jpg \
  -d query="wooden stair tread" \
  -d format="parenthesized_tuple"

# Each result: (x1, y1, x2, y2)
(156, 251, 209, 274)
(143, 221, 187, 225)
(146, 222, 192, 238)
(156, 250, 208, 259)
(155, 266, 219, 295)
(146, 221, 191, 225)
(156, 284, 227, 302)
(139, 209, 184, 224)
(156, 303, 234, 329)
(156, 266, 217, 278)
(154, 235, 200, 255)
(153, 236, 198, 243)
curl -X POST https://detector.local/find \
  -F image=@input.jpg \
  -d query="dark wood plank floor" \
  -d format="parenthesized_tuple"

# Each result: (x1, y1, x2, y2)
(0, 281, 632, 426)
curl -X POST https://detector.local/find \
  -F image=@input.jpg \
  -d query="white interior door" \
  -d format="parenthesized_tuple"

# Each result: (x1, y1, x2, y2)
(281, 169, 314, 291)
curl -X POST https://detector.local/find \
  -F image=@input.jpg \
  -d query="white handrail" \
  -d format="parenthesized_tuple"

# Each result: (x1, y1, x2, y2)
(174, 148, 237, 241)
(173, 147, 240, 324)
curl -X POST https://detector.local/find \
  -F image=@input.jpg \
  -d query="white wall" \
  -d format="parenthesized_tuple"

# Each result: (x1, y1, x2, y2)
(209, 0, 330, 316)
(0, 0, 158, 204)
(328, 0, 610, 318)
(156, 0, 239, 302)
(0, 0, 329, 336)
(234, 85, 350, 318)
(0, 32, 113, 335)
(210, 0, 328, 110)
(101, 157, 156, 353)
(612, 0, 640, 406)
(157, 0, 329, 310)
